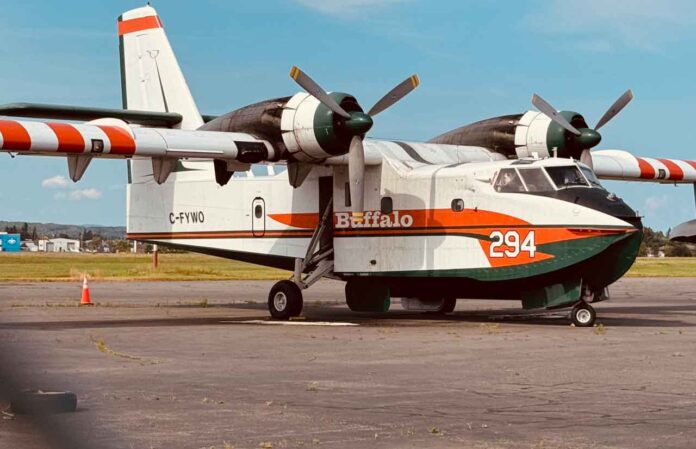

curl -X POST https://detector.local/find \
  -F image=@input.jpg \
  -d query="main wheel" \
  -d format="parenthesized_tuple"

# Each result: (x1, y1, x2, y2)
(435, 297, 456, 314)
(268, 280, 303, 320)
(570, 302, 596, 327)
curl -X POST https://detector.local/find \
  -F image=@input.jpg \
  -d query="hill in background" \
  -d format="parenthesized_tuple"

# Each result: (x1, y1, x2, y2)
(0, 221, 125, 240)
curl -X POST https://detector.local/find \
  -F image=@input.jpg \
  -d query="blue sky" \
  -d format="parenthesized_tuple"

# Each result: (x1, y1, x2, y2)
(1, 0, 695, 230)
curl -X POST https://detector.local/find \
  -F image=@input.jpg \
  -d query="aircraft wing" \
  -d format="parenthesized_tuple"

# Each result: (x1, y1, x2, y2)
(0, 103, 218, 127)
(592, 149, 696, 183)
(0, 118, 275, 184)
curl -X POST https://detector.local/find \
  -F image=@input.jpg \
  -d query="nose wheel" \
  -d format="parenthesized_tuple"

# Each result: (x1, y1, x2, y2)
(570, 301, 596, 327)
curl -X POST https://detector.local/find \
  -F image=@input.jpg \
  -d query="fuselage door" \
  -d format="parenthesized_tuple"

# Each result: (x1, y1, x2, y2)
(252, 197, 265, 237)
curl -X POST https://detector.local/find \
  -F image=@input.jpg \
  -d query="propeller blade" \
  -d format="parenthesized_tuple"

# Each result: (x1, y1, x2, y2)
(594, 89, 633, 131)
(348, 136, 365, 222)
(580, 149, 594, 170)
(289, 66, 351, 119)
(367, 74, 420, 117)
(532, 94, 581, 136)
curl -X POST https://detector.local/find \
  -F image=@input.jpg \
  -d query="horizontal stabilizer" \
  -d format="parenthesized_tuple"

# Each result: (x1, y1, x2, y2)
(0, 103, 184, 127)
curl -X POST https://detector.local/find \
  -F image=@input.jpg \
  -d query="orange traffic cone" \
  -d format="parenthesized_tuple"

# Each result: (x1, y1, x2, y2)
(80, 274, 93, 306)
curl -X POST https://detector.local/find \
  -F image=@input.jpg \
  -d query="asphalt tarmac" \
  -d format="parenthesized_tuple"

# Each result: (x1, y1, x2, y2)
(0, 278, 695, 449)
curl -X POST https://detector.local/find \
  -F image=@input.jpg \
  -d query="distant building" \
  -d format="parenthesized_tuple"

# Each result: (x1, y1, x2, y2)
(23, 241, 39, 252)
(0, 233, 21, 253)
(38, 238, 80, 253)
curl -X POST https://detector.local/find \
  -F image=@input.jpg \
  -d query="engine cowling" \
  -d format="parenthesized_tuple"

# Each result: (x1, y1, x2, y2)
(429, 110, 599, 160)
(281, 92, 370, 162)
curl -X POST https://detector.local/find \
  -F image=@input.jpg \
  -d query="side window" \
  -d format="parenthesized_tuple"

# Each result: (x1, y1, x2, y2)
(381, 197, 393, 214)
(344, 182, 351, 207)
(493, 168, 525, 193)
(451, 198, 464, 212)
(254, 204, 263, 218)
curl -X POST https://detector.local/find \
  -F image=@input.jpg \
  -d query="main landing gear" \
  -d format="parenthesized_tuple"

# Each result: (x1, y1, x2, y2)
(569, 301, 596, 327)
(267, 199, 335, 320)
(268, 280, 304, 319)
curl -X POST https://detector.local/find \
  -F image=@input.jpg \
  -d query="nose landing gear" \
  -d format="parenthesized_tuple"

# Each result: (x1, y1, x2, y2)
(570, 301, 596, 327)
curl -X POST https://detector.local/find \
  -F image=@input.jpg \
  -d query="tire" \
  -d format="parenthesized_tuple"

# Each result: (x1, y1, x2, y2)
(438, 297, 457, 314)
(11, 390, 77, 415)
(268, 280, 303, 320)
(570, 302, 596, 327)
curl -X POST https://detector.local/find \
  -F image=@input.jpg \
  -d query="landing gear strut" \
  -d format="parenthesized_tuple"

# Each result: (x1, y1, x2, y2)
(267, 198, 335, 320)
(570, 301, 596, 327)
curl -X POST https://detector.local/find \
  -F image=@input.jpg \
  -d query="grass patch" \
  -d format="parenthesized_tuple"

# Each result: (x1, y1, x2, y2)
(0, 252, 289, 282)
(626, 257, 696, 277)
(0, 253, 692, 282)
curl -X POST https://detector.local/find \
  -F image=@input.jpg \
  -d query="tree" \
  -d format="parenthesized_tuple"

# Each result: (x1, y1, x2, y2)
(664, 243, 693, 257)
(20, 222, 29, 239)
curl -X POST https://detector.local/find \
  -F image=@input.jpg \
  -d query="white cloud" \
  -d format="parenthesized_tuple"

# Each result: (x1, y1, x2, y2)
(41, 175, 69, 189)
(69, 188, 102, 200)
(525, 0, 696, 52)
(53, 188, 102, 201)
(642, 194, 671, 217)
(293, 0, 408, 18)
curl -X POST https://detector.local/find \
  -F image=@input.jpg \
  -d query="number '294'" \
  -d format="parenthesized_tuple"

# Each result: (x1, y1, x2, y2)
(489, 231, 537, 258)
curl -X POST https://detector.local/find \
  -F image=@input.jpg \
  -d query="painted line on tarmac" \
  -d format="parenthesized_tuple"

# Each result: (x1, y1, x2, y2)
(225, 320, 359, 327)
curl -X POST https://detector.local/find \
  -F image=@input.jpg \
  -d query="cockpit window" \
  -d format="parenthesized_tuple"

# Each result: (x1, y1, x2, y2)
(580, 166, 603, 189)
(545, 166, 589, 189)
(518, 168, 554, 192)
(494, 168, 525, 193)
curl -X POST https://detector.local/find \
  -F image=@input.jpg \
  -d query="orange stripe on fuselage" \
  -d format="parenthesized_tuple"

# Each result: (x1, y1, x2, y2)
(334, 225, 631, 244)
(0, 120, 31, 151)
(47, 122, 85, 153)
(118, 16, 162, 36)
(126, 230, 313, 240)
(268, 213, 320, 229)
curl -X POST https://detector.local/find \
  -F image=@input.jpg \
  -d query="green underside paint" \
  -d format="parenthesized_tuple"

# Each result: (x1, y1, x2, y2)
(348, 233, 636, 282)
(521, 279, 581, 310)
(345, 279, 391, 312)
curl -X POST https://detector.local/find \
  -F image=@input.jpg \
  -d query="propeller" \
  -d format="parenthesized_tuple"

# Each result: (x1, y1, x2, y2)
(289, 66, 419, 221)
(532, 89, 633, 169)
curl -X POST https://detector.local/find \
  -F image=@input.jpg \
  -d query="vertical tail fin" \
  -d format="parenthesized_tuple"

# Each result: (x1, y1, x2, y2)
(118, 6, 202, 130)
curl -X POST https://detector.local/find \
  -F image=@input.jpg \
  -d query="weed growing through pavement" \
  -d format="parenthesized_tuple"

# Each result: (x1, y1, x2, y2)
(90, 336, 158, 364)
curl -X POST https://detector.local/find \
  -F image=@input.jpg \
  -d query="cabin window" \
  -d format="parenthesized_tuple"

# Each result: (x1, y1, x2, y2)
(451, 198, 465, 212)
(493, 168, 525, 193)
(254, 204, 263, 219)
(344, 183, 351, 207)
(545, 166, 588, 189)
(518, 168, 553, 192)
(381, 197, 393, 214)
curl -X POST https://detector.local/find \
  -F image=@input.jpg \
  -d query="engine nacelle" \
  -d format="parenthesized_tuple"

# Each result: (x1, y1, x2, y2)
(430, 110, 591, 161)
(281, 92, 363, 162)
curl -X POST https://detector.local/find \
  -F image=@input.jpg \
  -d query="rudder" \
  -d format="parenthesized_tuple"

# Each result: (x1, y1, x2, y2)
(118, 6, 203, 130)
